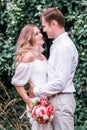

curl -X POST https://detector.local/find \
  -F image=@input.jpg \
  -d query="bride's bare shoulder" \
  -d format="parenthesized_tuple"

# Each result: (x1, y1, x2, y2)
(22, 51, 34, 63)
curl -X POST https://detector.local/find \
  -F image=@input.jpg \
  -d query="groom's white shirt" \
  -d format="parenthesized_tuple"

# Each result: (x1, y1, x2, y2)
(34, 32, 78, 96)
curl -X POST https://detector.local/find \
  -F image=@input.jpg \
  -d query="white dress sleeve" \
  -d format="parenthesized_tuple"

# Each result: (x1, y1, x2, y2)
(11, 62, 33, 86)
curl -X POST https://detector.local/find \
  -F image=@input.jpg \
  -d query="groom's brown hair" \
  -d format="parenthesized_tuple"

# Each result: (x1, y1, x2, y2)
(41, 8, 65, 27)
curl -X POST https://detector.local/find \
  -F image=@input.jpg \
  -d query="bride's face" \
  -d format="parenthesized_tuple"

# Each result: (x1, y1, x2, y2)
(33, 26, 44, 46)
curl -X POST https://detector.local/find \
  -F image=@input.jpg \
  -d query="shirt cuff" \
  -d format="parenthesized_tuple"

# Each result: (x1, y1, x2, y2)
(34, 87, 41, 97)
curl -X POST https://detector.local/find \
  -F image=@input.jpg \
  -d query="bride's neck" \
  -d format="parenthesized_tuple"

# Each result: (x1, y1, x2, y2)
(32, 46, 41, 56)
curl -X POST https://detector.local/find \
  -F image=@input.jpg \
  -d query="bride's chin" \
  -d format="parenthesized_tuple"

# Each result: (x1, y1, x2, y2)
(41, 41, 44, 45)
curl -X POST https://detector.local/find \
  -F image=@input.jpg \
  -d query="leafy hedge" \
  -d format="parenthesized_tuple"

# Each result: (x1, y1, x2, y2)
(0, 0, 87, 129)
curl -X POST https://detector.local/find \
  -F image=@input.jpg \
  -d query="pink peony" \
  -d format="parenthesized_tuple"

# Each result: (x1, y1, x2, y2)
(32, 98, 54, 124)
(40, 98, 48, 106)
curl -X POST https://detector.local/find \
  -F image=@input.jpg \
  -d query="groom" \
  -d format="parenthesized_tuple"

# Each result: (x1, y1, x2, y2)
(29, 8, 78, 130)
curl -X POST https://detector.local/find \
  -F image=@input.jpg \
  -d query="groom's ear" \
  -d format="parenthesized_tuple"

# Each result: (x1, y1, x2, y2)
(50, 20, 59, 29)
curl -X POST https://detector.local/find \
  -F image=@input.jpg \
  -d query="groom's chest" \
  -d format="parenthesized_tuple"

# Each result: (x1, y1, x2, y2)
(48, 50, 56, 70)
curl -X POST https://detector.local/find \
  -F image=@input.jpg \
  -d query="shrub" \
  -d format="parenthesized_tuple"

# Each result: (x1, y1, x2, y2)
(0, 0, 87, 129)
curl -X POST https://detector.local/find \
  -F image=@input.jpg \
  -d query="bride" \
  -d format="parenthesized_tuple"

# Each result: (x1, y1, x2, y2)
(11, 24, 53, 130)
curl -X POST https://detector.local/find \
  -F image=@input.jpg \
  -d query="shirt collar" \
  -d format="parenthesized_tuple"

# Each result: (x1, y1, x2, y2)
(53, 32, 68, 44)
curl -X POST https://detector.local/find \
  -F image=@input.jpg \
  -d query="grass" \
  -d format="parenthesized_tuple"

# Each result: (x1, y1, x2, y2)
(0, 81, 31, 130)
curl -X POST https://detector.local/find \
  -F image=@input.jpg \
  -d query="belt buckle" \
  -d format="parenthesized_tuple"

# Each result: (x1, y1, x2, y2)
(48, 94, 56, 100)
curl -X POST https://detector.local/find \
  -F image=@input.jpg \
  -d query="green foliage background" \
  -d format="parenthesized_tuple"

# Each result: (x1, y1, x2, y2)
(0, 0, 87, 129)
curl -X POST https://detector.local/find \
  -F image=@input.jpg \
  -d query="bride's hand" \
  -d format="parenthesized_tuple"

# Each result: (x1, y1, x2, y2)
(28, 101, 33, 112)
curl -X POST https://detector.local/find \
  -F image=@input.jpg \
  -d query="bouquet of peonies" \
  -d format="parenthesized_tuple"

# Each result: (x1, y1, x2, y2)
(31, 98, 54, 124)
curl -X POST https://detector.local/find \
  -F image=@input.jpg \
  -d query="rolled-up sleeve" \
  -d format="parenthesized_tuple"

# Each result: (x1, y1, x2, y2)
(11, 63, 33, 86)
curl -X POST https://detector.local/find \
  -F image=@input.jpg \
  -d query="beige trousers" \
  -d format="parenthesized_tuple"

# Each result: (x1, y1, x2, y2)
(49, 93, 76, 130)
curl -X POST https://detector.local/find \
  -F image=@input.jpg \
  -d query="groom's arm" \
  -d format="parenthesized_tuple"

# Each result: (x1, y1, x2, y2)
(32, 46, 78, 97)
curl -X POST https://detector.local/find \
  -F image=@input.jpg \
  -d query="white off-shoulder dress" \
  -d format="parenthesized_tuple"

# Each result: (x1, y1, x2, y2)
(11, 59, 53, 130)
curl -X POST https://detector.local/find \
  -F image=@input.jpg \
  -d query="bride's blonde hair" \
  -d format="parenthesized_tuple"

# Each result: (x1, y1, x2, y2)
(15, 24, 36, 67)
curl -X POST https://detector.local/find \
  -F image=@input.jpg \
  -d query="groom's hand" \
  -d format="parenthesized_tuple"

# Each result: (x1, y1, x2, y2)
(28, 81, 35, 98)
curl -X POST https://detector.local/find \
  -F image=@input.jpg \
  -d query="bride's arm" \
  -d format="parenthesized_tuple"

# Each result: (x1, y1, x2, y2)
(15, 86, 32, 110)
(11, 53, 34, 109)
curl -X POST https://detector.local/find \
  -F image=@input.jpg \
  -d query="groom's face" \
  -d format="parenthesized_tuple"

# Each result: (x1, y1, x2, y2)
(41, 17, 54, 39)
